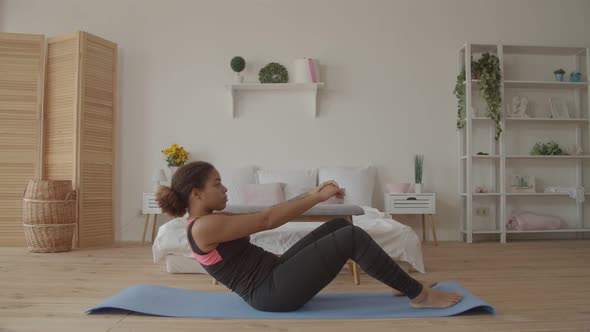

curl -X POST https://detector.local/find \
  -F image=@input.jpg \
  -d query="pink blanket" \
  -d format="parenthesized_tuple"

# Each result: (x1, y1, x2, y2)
(507, 211, 563, 231)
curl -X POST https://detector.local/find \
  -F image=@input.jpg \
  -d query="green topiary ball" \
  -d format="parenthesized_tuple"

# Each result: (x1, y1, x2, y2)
(258, 62, 289, 83)
(230, 56, 245, 73)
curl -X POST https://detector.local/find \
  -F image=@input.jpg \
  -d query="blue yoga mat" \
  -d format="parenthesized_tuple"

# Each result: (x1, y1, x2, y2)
(86, 281, 495, 319)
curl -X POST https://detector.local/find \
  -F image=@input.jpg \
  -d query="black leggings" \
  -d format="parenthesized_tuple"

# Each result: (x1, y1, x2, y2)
(247, 218, 423, 312)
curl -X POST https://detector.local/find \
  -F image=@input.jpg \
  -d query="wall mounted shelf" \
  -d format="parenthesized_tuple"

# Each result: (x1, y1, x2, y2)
(225, 83, 324, 118)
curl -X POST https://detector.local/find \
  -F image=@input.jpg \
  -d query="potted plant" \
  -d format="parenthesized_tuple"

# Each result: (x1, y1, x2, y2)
(454, 52, 502, 141)
(471, 58, 482, 80)
(569, 70, 582, 82)
(230, 56, 246, 83)
(530, 141, 566, 156)
(454, 67, 467, 130)
(553, 68, 565, 82)
(161, 143, 190, 179)
(478, 53, 502, 140)
(414, 154, 424, 193)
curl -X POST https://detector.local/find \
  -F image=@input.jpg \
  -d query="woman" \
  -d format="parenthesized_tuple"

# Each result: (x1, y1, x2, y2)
(157, 161, 461, 312)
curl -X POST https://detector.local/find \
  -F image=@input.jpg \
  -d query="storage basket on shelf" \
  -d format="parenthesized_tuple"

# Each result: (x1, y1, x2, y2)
(22, 180, 76, 253)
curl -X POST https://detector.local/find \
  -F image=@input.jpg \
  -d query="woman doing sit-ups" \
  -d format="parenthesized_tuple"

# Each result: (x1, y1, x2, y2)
(157, 161, 461, 312)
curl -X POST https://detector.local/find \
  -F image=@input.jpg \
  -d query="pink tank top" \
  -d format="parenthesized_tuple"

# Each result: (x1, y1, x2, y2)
(186, 217, 223, 265)
(184, 215, 279, 299)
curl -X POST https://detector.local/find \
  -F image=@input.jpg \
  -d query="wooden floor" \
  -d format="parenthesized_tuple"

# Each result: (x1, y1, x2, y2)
(1, 240, 589, 332)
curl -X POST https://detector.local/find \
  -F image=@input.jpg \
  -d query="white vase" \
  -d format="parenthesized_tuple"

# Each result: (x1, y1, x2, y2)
(234, 74, 244, 83)
(414, 183, 423, 194)
(162, 166, 179, 186)
(169, 166, 179, 177)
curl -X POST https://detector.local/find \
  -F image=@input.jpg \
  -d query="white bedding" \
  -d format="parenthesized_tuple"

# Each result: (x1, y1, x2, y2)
(164, 253, 413, 274)
(152, 206, 425, 273)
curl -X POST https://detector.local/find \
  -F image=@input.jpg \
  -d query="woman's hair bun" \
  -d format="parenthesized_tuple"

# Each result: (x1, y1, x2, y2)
(156, 185, 187, 217)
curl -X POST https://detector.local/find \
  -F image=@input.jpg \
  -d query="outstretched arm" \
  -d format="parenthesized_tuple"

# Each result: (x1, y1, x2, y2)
(194, 182, 344, 247)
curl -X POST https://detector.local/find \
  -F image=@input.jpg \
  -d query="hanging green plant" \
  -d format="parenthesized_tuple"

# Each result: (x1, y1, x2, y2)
(478, 52, 502, 141)
(454, 68, 466, 130)
(258, 62, 289, 83)
(453, 52, 503, 141)
(454, 57, 478, 130)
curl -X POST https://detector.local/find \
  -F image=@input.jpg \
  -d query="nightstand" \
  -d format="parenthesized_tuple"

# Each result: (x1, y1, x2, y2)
(142, 193, 162, 245)
(384, 193, 438, 246)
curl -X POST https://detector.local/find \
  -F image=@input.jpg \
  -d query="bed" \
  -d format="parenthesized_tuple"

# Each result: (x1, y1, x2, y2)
(152, 165, 426, 282)
(153, 206, 425, 276)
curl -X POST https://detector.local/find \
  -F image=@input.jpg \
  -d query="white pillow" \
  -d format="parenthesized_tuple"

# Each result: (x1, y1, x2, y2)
(216, 165, 257, 205)
(256, 168, 318, 200)
(318, 166, 375, 206)
(240, 183, 285, 206)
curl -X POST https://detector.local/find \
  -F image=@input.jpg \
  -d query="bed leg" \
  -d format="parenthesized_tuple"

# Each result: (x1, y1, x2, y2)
(352, 261, 360, 285)
(141, 214, 149, 245)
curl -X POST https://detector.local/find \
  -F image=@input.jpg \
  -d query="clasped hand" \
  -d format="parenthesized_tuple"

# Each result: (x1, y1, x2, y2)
(309, 181, 345, 202)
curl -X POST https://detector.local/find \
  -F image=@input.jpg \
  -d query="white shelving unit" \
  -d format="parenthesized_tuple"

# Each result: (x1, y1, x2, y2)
(225, 83, 324, 118)
(457, 43, 590, 243)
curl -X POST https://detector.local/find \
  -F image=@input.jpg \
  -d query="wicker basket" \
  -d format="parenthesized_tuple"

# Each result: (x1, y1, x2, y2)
(23, 223, 76, 253)
(23, 180, 76, 225)
(22, 180, 77, 253)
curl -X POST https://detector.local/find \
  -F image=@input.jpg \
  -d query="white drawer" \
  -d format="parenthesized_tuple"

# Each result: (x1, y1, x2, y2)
(385, 194, 435, 214)
(143, 193, 162, 214)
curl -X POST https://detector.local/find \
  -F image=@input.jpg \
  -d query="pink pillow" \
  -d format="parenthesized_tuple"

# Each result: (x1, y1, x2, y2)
(240, 183, 285, 206)
(507, 211, 563, 230)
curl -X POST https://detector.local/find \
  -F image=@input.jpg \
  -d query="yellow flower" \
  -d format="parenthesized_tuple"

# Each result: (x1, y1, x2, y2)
(162, 143, 190, 166)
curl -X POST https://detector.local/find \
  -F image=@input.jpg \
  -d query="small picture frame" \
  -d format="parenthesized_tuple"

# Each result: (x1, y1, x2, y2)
(550, 97, 569, 119)
(509, 175, 536, 193)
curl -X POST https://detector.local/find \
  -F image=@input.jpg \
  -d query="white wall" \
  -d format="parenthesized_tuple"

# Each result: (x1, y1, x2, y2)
(3, 0, 590, 242)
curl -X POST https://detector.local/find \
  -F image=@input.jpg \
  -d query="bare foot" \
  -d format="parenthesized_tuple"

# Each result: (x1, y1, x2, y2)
(410, 287, 462, 309)
(392, 281, 438, 296)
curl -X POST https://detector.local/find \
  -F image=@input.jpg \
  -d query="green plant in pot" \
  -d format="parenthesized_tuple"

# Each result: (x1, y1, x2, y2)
(454, 58, 482, 130)
(454, 52, 502, 141)
(414, 154, 424, 193)
(553, 68, 565, 82)
(230, 56, 246, 83)
(478, 53, 503, 140)
(259, 62, 289, 83)
(530, 141, 566, 155)
(471, 57, 482, 80)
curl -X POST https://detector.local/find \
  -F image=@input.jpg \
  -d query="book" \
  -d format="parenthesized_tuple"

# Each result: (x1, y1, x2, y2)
(308, 58, 317, 83)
